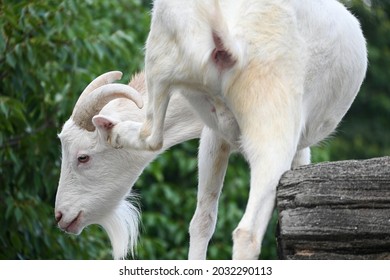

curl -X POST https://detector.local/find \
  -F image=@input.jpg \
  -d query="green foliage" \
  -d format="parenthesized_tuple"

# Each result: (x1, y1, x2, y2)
(1, 0, 149, 259)
(0, 0, 389, 260)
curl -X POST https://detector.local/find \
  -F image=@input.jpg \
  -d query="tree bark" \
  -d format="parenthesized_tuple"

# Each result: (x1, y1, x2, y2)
(276, 156, 390, 259)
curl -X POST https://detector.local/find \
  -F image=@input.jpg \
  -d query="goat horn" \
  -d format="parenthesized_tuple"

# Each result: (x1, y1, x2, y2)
(81, 71, 124, 96)
(72, 71, 123, 116)
(72, 73, 144, 131)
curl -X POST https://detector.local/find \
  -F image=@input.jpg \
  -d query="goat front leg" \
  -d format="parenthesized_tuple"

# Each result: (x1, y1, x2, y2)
(189, 127, 231, 259)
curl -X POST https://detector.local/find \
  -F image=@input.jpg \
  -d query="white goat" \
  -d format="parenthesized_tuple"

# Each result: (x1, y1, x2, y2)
(55, 71, 203, 259)
(108, 0, 367, 259)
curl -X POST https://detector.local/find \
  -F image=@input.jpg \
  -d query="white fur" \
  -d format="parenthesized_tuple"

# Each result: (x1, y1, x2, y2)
(110, 0, 367, 259)
(55, 89, 203, 259)
(100, 198, 139, 259)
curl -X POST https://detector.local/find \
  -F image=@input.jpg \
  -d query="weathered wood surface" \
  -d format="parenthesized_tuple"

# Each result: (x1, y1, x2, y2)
(276, 156, 390, 260)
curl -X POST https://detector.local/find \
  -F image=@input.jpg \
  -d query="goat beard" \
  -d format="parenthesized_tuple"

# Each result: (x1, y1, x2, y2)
(99, 195, 140, 259)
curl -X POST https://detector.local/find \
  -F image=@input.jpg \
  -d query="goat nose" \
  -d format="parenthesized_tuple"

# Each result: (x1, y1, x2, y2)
(55, 211, 63, 223)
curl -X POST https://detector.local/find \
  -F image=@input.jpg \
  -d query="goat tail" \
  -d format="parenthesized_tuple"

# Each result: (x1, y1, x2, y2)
(197, 0, 246, 70)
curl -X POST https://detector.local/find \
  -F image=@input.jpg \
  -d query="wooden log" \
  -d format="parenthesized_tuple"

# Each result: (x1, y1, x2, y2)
(276, 156, 390, 260)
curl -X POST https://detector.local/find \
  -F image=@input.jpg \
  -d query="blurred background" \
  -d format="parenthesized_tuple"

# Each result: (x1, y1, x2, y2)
(0, 0, 389, 259)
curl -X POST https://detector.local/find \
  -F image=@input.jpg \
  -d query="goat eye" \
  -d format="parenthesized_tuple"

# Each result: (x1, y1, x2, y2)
(77, 155, 90, 163)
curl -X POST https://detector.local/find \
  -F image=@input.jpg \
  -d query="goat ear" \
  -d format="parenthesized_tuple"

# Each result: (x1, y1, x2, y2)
(92, 115, 119, 131)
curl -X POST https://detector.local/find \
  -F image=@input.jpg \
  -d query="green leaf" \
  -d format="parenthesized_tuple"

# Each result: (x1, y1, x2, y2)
(15, 207, 23, 223)
(11, 234, 23, 252)
(5, 53, 16, 68)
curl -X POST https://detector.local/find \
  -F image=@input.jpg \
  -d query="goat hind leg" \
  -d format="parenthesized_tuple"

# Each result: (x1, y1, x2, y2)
(231, 110, 299, 259)
(232, 137, 295, 259)
(141, 83, 171, 151)
(189, 127, 230, 259)
(231, 161, 277, 259)
(230, 96, 299, 259)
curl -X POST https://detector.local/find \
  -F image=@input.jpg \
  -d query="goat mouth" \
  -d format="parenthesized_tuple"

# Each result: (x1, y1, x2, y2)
(59, 211, 83, 234)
